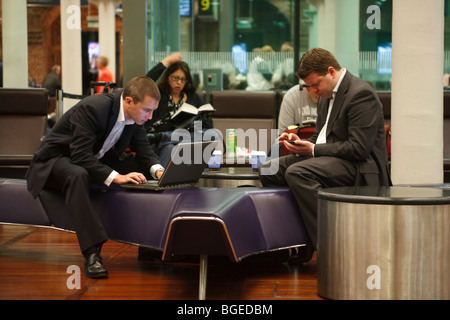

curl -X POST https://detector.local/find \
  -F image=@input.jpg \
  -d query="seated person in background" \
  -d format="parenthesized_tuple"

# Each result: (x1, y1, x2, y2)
(443, 71, 450, 87)
(42, 65, 61, 97)
(278, 81, 319, 135)
(145, 53, 214, 167)
(246, 45, 275, 91)
(268, 81, 318, 159)
(272, 42, 295, 90)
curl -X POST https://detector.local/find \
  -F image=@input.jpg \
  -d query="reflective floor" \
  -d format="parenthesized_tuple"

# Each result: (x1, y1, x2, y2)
(0, 224, 320, 300)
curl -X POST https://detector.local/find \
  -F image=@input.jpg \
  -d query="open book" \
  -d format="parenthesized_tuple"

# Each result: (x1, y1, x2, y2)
(286, 119, 316, 131)
(171, 103, 215, 122)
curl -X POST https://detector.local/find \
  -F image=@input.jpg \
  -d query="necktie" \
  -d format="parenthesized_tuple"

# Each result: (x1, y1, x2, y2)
(316, 96, 334, 144)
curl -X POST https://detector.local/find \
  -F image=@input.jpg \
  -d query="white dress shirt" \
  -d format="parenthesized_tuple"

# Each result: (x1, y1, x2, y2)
(97, 94, 163, 186)
(313, 69, 347, 156)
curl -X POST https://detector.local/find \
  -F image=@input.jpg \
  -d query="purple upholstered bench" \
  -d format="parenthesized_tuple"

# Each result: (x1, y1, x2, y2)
(0, 178, 51, 226)
(0, 178, 312, 299)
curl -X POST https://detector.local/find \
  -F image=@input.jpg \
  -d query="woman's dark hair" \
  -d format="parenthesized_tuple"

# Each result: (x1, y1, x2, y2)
(158, 61, 197, 94)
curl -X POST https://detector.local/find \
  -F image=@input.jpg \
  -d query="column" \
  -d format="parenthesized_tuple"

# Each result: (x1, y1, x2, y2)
(219, 0, 234, 51)
(2, 0, 28, 88)
(122, 0, 147, 84)
(153, 0, 180, 52)
(391, 0, 444, 184)
(93, 0, 121, 81)
(307, 0, 359, 75)
(334, 0, 359, 75)
(307, 0, 328, 49)
(60, 0, 83, 107)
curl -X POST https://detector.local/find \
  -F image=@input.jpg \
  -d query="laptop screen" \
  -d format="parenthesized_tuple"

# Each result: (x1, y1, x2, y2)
(158, 140, 217, 186)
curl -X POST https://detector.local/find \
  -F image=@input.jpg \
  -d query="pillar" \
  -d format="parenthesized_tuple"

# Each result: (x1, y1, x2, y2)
(122, 0, 147, 84)
(308, 0, 359, 75)
(2, 0, 28, 88)
(391, 0, 444, 184)
(60, 0, 83, 105)
(92, 0, 120, 82)
(334, 0, 359, 75)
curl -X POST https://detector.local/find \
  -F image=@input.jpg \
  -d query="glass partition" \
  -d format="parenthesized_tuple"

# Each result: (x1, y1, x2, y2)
(145, 0, 450, 92)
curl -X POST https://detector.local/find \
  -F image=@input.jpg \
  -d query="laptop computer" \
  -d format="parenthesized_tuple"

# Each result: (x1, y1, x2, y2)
(121, 140, 217, 191)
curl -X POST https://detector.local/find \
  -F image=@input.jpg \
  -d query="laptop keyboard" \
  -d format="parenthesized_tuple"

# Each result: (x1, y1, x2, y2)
(121, 181, 198, 190)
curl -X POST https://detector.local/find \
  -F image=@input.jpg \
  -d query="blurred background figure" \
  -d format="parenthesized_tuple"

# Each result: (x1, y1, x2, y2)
(95, 56, 114, 93)
(41, 65, 61, 97)
(272, 42, 295, 90)
(246, 45, 275, 91)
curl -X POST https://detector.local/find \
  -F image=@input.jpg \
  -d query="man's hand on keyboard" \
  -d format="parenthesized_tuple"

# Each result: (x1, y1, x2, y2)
(114, 172, 147, 185)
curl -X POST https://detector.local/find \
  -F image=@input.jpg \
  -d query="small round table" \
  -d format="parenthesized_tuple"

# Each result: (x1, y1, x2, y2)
(199, 167, 262, 188)
(317, 186, 450, 300)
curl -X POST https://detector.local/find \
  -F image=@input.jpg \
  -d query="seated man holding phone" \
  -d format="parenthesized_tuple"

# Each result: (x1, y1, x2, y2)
(259, 48, 391, 251)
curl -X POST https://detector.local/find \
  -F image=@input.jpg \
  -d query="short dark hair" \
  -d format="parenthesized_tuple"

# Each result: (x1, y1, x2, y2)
(296, 48, 342, 79)
(123, 76, 161, 103)
(158, 61, 197, 94)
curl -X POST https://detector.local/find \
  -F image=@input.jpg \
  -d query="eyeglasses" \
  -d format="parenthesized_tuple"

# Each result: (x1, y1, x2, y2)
(169, 75, 187, 83)
(299, 84, 310, 91)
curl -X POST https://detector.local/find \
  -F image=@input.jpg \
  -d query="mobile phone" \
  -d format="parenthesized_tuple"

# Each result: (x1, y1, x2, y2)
(288, 140, 297, 145)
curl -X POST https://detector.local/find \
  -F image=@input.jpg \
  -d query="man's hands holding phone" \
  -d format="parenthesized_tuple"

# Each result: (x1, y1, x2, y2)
(278, 132, 314, 156)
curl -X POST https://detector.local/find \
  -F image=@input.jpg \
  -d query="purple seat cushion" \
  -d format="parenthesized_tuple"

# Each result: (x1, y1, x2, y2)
(6, 183, 310, 262)
(0, 178, 51, 226)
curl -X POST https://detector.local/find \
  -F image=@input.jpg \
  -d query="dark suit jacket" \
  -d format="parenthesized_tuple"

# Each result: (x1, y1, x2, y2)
(26, 90, 160, 198)
(309, 71, 391, 186)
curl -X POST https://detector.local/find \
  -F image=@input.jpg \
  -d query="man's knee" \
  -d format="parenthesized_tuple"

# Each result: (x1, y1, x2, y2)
(285, 164, 319, 188)
(65, 166, 91, 186)
(258, 159, 282, 186)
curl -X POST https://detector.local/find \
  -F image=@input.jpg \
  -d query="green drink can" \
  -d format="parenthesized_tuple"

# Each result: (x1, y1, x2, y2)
(226, 129, 236, 158)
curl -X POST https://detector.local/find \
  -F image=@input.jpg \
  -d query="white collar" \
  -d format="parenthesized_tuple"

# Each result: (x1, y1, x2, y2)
(332, 68, 347, 98)
(119, 93, 135, 125)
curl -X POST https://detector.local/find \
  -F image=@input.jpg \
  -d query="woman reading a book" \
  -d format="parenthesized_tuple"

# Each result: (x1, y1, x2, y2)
(145, 53, 215, 166)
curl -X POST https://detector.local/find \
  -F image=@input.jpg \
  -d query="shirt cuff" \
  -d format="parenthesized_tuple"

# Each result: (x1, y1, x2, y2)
(104, 170, 119, 187)
(312, 144, 316, 157)
(150, 164, 165, 179)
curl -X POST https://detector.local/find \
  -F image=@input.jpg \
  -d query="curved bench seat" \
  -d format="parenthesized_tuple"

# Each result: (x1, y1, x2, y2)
(0, 179, 311, 262)
(161, 187, 311, 262)
(1, 178, 311, 299)
(0, 178, 51, 226)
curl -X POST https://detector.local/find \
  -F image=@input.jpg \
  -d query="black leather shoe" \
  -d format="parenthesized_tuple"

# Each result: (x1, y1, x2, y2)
(84, 253, 108, 279)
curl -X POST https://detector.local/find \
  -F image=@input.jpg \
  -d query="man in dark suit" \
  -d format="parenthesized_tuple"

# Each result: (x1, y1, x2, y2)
(260, 48, 391, 251)
(26, 76, 164, 278)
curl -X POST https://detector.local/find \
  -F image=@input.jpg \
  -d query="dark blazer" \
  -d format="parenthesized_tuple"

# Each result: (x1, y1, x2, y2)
(26, 90, 160, 198)
(309, 70, 391, 186)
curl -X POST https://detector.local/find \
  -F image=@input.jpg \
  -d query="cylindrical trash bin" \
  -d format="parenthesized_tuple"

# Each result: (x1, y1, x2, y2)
(317, 186, 450, 300)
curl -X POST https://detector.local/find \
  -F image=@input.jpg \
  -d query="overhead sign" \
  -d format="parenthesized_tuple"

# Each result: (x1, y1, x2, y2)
(198, 0, 213, 16)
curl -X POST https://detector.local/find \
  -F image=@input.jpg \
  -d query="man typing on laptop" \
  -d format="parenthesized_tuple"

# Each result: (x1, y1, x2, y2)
(121, 140, 217, 191)
(26, 76, 164, 279)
